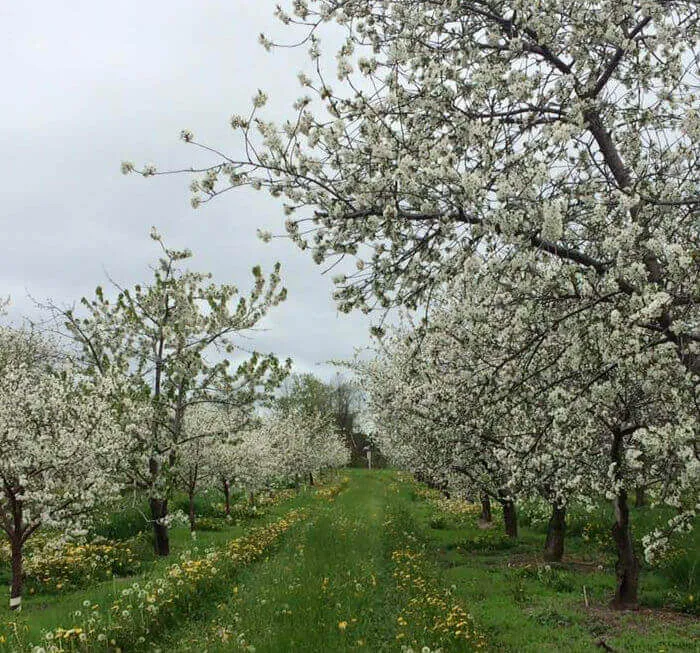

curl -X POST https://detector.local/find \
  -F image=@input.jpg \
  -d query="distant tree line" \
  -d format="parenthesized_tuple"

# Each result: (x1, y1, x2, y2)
(276, 372, 383, 468)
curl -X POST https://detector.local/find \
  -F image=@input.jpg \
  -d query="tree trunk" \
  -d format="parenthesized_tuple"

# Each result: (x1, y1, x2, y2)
(308, 471, 314, 486)
(480, 495, 492, 523)
(188, 490, 196, 532)
(149, 497, 170, 556)
(502, 499, 518, 538)
(610, 428, 639, 609)
(612, 488, 639, 609)
(634, 486, 646, 508)
(224, 479, 231, 517)
(544, 503, 566, 562)
(10, 538, 23, 611)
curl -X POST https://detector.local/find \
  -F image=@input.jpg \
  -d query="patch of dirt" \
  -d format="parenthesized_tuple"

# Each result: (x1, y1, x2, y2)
(584, 603, 699, 634)
(504, 552, 608, 573)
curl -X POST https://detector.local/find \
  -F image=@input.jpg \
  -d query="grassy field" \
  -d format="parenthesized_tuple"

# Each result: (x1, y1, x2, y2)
(0, 483, 326, 651)
(1, 470, 698, 651)
(410, 484, 699, 652)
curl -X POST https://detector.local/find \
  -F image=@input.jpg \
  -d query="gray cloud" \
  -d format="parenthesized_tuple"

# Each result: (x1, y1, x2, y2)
(1, 0, 373, 378)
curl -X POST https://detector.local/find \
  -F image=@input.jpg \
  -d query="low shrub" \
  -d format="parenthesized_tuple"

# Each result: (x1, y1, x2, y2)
(517, 500, 553, 530)
(654, 541, 698, 615)
(429, 515, 448, 530)
(516, 563, 576, 593)
(228, 503, 266, 522)
(90, 500, 149, 541)
(458, 531, 517, 553)
(193, 518, 227, 532)
(172, 492, 222, 519)
(24, 536, 149, 595)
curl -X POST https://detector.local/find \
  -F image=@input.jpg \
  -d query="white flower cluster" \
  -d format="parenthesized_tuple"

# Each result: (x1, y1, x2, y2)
(229, 411, 350, 492)
(0, 327, 125, 609)
(133, 0, 699, 608)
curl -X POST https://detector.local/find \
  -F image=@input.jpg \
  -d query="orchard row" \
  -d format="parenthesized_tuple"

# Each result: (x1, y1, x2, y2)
(0, 232, 350, 611)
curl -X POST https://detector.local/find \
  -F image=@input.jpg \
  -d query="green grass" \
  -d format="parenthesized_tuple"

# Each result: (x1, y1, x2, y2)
(160, 470, 409, 651)
(0, 484, 321, 651)
(410, 487, 699, 652)
(159, 470, 483, 652)
(1, 471, 698, 652)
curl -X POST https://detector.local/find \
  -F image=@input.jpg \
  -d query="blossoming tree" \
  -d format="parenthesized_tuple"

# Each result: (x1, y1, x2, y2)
(173, 404, 248, 531)
(230, 410, 350, 495)
(0, 327, 123, 610)
(126, 0, 698, 607)
(361, 261, 698, 604)
(58, 230, 290, 555)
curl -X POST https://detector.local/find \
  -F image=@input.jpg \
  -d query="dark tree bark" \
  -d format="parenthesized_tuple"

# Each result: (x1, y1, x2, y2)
(308, 471, 315, 486)
(480, 494, 492, 523)
(634, 486, 646, 508)
(610, 429, 639, 609)
(10, 538, 23, 611)
(544, 503, 566, 562)
(149, 497, 170, 556)
(5, 485, 30, 610)
(188, 490, 196, 532)
(612, 487, 639, 609)
(148, 449, 170, 556)
(503, 501, 518, 538)
(223, 479, 231, 517)
(499, 493, 518, 538)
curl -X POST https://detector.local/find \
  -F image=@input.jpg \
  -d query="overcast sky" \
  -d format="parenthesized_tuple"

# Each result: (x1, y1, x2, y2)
(1, 1, 374, 378)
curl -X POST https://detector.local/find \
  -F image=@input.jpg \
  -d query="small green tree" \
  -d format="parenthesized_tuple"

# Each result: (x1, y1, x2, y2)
(276, 372, 372, 466)
(277, 373, 331, 417)
(60, 229, 290, 555)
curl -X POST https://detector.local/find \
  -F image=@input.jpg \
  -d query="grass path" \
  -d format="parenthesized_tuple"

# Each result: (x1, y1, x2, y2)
(163, 471, 403, 651)
(160, 470, 483, 652)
